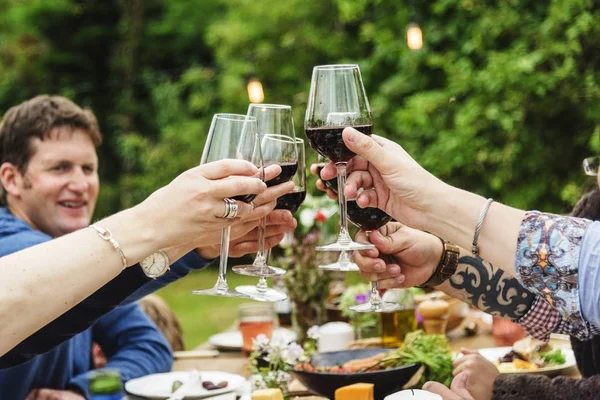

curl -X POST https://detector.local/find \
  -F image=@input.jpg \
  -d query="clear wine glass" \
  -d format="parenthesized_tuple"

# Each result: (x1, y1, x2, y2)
(192, 113, 261, 299)
(236, 137, 306, 302)
(305, 64, 375, 252)
(346, 205, 399, 313)
(232, 104, 298, 279)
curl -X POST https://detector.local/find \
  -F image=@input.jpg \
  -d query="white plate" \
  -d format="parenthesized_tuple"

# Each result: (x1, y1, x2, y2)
(125, 371, 245, 399)
(208, 327, 297, 350)
(477, 346, 576, 375)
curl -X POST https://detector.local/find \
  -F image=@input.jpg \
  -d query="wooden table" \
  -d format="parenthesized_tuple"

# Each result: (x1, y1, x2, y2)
(170, 313, 580, 398)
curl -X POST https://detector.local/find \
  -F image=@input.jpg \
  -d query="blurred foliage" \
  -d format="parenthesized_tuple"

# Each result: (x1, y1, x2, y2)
(1, 0, 600, 215)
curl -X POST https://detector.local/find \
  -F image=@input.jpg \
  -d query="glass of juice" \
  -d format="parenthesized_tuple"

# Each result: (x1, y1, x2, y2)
(238, 303, 275, 356)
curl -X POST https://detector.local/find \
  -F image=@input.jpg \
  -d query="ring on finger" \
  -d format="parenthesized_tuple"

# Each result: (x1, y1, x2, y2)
(227, 199, 239, 219)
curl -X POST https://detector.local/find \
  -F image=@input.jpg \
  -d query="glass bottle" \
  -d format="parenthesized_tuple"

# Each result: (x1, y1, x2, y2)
(89, 369, 123, 400)
(380, 289, 417, 347)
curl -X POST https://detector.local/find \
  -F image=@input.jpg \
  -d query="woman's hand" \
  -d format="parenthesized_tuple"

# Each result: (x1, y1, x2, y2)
(353, 222, 442, 289)
(452, 348, 498, 400)
(138, 159, 268, 249)
(320, 128, 449, 230)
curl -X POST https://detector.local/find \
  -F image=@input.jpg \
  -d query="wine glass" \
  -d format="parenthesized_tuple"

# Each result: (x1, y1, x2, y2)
(346, 204, 400, 313)
(233, 104, 298, 279)
(305, 64, 375, 252)
(236, 137, 306, 301)
(191, 113, 261, 299)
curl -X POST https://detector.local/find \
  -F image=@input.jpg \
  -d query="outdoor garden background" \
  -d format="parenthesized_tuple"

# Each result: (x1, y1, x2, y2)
(1, 0, 600, 349)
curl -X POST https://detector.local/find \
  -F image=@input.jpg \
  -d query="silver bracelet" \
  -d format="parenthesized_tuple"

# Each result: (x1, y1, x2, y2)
(89, 224, 128, 270)
(472, 198, 494, 256)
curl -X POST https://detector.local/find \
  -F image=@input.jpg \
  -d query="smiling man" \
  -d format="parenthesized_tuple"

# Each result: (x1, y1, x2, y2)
(0, 95, 296, 398)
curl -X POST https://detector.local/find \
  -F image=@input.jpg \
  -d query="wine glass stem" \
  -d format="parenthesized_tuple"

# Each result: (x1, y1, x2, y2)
(257, 276, 268, 292)
(254, 216, 268, 268)
(365, 230, 381, 305)
(338, 250, 351, 266)
(336, 162, 351, 244)
(215, 226, 232, 292)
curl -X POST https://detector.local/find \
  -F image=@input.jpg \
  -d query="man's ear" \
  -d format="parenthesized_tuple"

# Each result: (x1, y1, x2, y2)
(0, 162, 24, 199)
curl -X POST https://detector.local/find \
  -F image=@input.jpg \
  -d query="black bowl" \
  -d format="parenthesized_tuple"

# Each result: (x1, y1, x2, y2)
(291, 348, 420, 400)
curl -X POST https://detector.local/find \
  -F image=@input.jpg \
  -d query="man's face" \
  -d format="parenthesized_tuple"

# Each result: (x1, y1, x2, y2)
(11, 127, 99, 237)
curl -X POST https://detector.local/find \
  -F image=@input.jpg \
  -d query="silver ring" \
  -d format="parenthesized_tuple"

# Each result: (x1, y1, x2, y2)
(219, 198, 232, 219)
(227, 199, 239, 219)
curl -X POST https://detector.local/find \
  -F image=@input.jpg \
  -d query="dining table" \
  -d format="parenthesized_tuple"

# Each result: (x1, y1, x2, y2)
(125, 311, 580, 400)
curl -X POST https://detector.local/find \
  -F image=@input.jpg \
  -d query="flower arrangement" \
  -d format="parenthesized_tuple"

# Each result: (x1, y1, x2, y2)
(249, 328, 319, 396)
(271, 194, 339, 342)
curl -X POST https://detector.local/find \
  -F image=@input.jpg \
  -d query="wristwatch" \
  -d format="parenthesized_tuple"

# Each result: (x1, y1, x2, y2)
(140, 250, 171, 279)
(418, 239, 460, 288)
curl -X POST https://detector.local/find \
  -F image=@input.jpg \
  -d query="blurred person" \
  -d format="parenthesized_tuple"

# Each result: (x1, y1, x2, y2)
(0, 93, 295, 388)
(138, 294, 185, 352)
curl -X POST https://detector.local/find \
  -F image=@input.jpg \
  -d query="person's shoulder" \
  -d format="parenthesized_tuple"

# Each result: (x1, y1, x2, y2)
(0, 209, 51, 256)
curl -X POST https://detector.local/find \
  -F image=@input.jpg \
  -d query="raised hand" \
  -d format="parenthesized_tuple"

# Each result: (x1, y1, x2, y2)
(353, 222, 442, 289)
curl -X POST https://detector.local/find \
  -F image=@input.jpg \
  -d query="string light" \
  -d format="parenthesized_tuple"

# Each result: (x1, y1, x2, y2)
(247, 78, 264, 103)
(406, 23, 423, 50)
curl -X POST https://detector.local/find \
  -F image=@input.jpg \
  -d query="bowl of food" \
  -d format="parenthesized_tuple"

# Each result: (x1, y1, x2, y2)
(292, 348, 421, 400)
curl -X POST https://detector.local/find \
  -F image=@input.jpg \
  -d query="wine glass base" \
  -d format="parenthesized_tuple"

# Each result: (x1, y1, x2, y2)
(319, 261, 359, 272)
(232, 264, 286, 277)
(350, 301, 403, 313)
(316, 240, 375, 252)
(235, 285, 288, 302)
(191, 288, 252, 299)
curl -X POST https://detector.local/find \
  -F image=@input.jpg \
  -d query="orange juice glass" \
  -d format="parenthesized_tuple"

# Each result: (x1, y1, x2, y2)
(239, 303, 275, 356)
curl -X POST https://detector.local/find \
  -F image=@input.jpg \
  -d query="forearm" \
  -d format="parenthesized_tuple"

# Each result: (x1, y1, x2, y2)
(421, 186, 525, 278)
(435, 248, 535, 320)
(0, 207, 161, 357)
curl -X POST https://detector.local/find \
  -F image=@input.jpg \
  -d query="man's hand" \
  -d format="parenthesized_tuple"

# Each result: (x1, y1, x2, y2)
(452, 348, 498, 400)
(197, 210, 297, 259)
(310, 163, 337, 200)
(25, 389, 85, 400)
(423, 372, 475, 400)
(353, 222, 442, 289)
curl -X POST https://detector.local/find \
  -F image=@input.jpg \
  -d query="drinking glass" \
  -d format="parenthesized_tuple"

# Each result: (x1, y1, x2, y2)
(347, 205, 400, 313)
(236, 137, 306, 302)
(305, 64, 375, 252)
(233, 104, 298, 279)
(191, 114, 261, 299)
(238, 303, 275, 356)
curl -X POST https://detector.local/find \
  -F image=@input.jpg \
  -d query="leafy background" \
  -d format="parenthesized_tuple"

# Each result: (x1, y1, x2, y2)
(2, 0, 600, 347)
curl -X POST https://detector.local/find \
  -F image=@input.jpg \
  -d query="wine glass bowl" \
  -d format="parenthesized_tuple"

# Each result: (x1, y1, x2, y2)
(305, 64, 375, 252)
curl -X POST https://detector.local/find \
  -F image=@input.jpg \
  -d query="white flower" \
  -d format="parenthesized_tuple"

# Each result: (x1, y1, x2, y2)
(276, 371, 292, 385)
(299, 208, 316, 228)
(252, 334, 270, 351)
(250, 374, 267, 391)
(281, 342, 306, 365)
(307, 325, 320, 340)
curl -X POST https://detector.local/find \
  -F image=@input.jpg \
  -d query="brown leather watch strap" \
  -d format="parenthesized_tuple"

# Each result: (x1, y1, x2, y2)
(418, 238, 460, 288)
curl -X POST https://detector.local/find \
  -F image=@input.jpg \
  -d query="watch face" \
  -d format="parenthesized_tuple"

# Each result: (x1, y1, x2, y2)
(141, 252, 169, 278)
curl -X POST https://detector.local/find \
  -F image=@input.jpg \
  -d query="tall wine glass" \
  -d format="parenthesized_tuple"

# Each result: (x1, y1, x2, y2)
(305, 64, 375, 252)
(233, 104, 298, 278)
(192, 114, 261, 299)
(347, 205, 400, 313)
(236, 137, 306, 301)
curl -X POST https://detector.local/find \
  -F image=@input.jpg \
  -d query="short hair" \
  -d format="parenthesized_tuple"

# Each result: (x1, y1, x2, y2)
(138, 295, 185, 351)
(0, 95, 103, 202)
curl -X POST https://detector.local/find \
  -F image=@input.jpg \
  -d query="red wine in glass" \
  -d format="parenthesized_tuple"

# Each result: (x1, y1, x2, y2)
(305, 124, 372, 163)
(346, 200, 392, 231)
(275, 191, 306, 214)
(266, 162, 298, 187)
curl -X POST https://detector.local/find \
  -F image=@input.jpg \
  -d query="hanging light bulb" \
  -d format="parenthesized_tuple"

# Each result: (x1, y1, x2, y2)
(406, 23, 423, 50)
(247, 78, 264, 103)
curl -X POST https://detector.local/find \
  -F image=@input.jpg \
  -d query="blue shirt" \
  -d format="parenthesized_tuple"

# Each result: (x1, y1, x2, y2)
(579, 220, 600, 327)
(0, 207, 213, 369)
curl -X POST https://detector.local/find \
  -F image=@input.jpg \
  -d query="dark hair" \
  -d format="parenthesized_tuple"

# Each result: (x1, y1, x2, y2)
(0, 95, 103, 202)
(571, 188, 600, 221)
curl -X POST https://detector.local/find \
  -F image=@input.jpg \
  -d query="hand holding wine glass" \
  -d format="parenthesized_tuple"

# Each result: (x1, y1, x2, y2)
(192, 113, 262, 299)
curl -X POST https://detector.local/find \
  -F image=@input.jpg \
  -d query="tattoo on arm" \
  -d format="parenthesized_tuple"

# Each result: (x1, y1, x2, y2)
(442, 255, 535, 320)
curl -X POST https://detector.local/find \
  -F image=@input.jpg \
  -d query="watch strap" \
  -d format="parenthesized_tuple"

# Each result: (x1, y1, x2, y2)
(418, 238, 460, 288)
